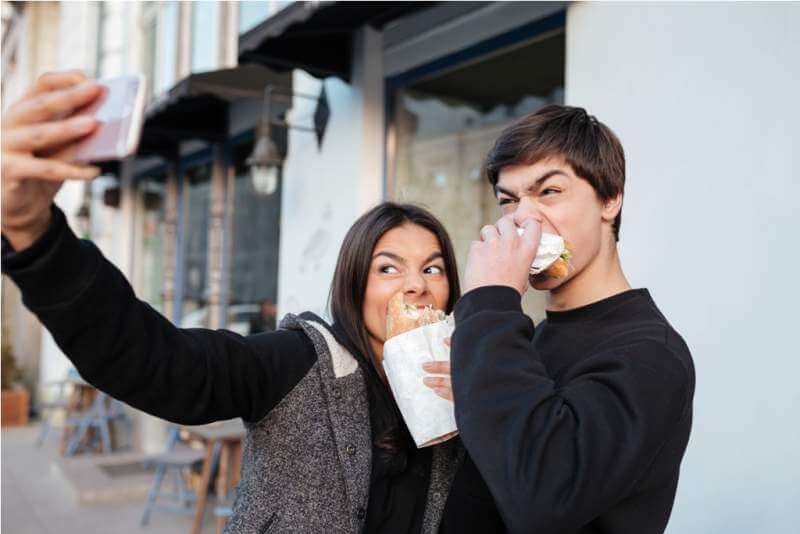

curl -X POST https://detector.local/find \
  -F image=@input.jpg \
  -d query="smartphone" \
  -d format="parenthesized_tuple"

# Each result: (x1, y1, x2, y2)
(71, 74, 147, 164)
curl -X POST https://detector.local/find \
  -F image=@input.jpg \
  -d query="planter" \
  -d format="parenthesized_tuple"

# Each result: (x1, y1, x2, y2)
(1, 387, 29, 427)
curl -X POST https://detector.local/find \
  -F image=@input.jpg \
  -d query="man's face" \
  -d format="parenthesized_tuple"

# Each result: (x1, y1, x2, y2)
(495, 156, 618, 291)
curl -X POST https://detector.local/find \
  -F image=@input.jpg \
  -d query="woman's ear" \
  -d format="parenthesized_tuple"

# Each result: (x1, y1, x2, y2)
(601, 193, 623, 223)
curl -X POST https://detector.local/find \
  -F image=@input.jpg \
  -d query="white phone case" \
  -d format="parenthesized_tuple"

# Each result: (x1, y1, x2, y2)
(71, 74, 147, 163)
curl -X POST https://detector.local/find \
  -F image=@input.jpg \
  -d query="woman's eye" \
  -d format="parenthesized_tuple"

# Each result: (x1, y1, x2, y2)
(379, 265, 400, 274)
(498, 197, 515, 206)
(541, 188, 560, 196)
(424, 265, 444, 275)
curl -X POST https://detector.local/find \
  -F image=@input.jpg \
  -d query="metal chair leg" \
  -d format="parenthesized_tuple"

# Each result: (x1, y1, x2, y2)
(141, 464, 167, 527)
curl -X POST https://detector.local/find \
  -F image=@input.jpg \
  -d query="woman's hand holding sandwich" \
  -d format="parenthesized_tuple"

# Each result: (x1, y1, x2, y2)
(422, 338, 453, 401)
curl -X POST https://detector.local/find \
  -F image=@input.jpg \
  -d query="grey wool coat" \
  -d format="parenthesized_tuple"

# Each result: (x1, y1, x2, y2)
(223, 313, 465, 534)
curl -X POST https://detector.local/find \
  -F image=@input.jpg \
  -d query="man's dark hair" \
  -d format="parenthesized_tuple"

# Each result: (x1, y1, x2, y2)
(485, 105, 626, 241)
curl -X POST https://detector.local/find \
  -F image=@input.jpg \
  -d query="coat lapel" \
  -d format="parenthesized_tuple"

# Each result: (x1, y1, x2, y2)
(422, 438, 466, 533)
(302, 321, 372, 533)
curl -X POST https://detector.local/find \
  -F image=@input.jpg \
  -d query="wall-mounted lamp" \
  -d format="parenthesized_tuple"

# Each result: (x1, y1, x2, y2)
(246, 85, 329, 196)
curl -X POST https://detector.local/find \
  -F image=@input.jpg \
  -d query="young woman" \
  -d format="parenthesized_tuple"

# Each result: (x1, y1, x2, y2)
(1, 72, 505, 533)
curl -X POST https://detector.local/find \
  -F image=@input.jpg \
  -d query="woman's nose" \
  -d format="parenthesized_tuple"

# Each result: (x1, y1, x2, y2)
(403, 272, 426, 295)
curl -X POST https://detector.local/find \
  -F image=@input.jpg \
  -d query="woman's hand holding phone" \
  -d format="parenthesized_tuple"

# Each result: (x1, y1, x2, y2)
(1, 71, 103, 251)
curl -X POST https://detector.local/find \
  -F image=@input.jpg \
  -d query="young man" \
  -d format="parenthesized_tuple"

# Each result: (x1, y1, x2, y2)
(427, 106, 695, 533)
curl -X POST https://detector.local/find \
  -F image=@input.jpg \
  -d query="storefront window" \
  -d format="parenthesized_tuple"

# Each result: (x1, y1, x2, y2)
(224, 140, 282, 335)
(138, 177, 167, 312)
(180, 161, 212, 328)
(389, 30, 565, 321)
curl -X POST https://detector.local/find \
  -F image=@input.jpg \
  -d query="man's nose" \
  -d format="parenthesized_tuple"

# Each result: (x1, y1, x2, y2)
(513, 196, 544, 227)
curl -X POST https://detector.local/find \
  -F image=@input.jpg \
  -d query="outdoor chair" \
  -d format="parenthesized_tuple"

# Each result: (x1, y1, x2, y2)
(64, 390, 134, 456)
(140, 424, 206, 527)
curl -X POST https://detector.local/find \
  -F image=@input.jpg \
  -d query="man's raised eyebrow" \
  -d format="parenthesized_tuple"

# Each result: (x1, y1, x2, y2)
(495, 169, 570, 197)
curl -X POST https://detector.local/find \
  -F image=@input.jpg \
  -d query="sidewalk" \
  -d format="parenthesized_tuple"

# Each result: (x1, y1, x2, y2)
(1, 424, 218, 534)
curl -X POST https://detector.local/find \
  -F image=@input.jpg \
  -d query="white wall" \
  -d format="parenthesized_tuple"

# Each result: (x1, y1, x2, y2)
(566, 3, 799, 533)
(277, 28, 384, 319)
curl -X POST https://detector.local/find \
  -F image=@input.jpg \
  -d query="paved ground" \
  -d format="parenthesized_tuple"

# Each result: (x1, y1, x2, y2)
(1, 424, 218, 534)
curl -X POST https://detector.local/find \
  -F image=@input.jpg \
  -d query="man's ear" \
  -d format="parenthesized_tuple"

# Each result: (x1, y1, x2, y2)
(601, 193, 623, 222)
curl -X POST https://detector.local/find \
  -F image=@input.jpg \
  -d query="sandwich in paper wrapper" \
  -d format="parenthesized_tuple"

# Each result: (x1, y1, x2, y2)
(382, 233, 573, 448)
(383, 292, 458, 448)
(518, 229, 574, 278)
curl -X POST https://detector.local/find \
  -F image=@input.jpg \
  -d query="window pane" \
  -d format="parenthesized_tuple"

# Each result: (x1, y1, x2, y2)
(191, 1, 219, 73)
(238, 0, 270, 34)
(180, 162, 212, 328)
(156, 1, 178, 94)
(139, 178, 167, 311)
(390, 31, 565, 321)
(98, 2, 127, 78)
(225, 140, 282, 335)
(238, 1, 291, 34)
(143, 17, 157, 101)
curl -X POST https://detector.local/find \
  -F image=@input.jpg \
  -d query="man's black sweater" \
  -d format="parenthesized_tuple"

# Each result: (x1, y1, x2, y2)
(451, 285, 695, 534)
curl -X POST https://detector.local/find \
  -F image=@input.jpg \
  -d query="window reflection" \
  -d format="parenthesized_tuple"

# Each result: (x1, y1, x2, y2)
(390, 31, 566, 321)
(180, 161, 212, 328)
(225, 140, 281, 335)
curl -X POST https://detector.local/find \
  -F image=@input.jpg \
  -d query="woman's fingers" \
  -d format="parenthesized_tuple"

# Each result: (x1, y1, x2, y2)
(422, 362, 453, 401)
(423, 376, 450, 388)
(4, 81, 102, 127)
(423, 376, 453, 401)
(421, 361, 450, 374)
(2, 115, 98, 153)
(2, 153, 100, 182)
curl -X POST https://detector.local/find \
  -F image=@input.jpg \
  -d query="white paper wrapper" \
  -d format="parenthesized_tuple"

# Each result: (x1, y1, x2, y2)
(517, 229, 565, 274)
(383, 320, 458, 448)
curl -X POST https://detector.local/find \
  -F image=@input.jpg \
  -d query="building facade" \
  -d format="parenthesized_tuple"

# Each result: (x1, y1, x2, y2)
(2, 2, 799, 532)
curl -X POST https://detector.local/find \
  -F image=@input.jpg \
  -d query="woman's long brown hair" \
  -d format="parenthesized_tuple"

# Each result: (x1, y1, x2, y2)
(328, 202, 460, 470)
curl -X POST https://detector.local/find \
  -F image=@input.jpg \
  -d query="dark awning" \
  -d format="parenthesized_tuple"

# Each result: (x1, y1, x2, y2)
(238, 1, 436, 81)
(136, 64, 291, 159)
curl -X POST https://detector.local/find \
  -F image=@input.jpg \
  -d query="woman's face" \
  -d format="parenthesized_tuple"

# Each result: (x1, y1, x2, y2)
(362, 223, 450, 373)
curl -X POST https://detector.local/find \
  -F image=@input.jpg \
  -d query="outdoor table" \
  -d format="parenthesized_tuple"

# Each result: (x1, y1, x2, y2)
(185, 419, 246, 534)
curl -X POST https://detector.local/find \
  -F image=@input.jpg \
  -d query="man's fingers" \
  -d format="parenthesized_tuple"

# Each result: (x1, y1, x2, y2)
(3, 153, 100, 182)
(496, 214, 518, 240)
(2, 116, 98, 152)
(5, 81, 102, 127)
(479, 224, 499, 242)
(519, 218, 543, 250)
(24, 71, 89, 100)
